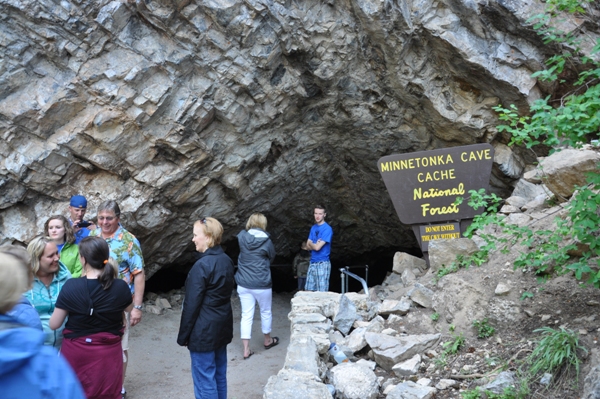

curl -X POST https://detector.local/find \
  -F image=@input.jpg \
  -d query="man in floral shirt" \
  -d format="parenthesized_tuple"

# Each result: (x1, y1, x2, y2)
(90, 200, 144, 399)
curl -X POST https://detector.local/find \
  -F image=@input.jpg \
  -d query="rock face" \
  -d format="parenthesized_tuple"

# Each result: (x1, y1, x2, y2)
(1, 0, 598, 277)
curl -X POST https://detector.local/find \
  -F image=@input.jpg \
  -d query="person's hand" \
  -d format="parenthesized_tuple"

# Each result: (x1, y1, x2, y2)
(72, 220, 82, 234)
(130, 308, 142, 326)
(87, 222, 97, 230)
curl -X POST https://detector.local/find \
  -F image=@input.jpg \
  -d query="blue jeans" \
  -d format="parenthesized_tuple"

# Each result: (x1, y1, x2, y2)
(297, 277, 306, 290)
(190, 346, 227, 399)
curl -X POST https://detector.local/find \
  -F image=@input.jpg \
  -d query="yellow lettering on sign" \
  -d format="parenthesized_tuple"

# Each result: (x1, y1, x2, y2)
(420, 202, 460, 217)
(417, 169, 456, 183)
(460, 149, 492, 162)
(413, 183, 465, 200)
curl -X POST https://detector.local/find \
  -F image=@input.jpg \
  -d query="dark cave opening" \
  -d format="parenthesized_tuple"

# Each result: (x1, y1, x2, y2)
(145, 244, 422, 296)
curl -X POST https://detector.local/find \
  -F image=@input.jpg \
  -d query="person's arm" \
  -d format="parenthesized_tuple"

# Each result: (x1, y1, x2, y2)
(177, 262, 207, 347)
(49, 307, 68, 330)
(130, 270, 145, 326)
(307, 239, 326, 251)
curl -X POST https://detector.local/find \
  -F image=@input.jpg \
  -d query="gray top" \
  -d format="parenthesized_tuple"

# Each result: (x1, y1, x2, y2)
(236, 229, 276, 289)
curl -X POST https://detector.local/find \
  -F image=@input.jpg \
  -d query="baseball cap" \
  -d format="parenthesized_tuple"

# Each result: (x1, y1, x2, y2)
(69, 195, 87, 208)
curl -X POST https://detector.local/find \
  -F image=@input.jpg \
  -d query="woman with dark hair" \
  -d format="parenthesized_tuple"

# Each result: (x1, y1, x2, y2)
(50, 236, 133, 399)
(45, 215, 83, 277)
(177, 217, 235, 399)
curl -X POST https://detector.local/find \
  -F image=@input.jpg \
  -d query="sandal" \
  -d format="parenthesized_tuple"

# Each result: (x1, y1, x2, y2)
(244, 350, 254, 360)
(264, 336, 279, 349)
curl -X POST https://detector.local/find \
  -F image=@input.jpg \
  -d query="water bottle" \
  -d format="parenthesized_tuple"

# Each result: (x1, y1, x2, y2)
(328, 343, 348, 364)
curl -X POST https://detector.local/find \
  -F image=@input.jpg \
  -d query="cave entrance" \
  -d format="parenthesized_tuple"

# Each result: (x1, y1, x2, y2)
(145, 244, 421, 295)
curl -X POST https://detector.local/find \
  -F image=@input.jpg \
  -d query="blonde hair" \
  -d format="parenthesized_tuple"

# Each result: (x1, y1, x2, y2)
(246, 213, 267, 231)
(0, 248, 30, 313)
(194, 217, 224, 248)
(44, 215, 75, 244)
(27, 236, 54, 275)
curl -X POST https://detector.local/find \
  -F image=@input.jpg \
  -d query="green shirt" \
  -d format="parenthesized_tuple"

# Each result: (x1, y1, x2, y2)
(60, 242, 83, 278)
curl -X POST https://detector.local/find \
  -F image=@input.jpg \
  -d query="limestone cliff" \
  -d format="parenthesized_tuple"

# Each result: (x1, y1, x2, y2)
(1, 0, 598, 277)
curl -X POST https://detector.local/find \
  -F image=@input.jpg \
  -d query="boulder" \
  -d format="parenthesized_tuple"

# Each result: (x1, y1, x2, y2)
(428, 238, 479, 273)
(540, 149, 600, 199)
(333, 294, 357, 336)
(330, 362, 379, 399)
(365, 332, 441, 371)
(392, 354, 422, 377)
(393, 252, 428, 275)
(386, 381, 437, 399)
(408, 283, 435, 308)
(263, 369, 332, 399)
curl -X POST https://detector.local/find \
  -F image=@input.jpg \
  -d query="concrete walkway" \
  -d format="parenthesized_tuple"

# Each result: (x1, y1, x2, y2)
(126, 291, 293, 399)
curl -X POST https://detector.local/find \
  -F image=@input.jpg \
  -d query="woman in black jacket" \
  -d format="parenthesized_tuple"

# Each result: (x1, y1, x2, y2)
(236, 213, 278, 360)
(177, 217, 235, 399)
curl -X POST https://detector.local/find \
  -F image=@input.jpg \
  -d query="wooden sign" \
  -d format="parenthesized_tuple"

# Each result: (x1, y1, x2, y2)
(378, 144, 494, 225)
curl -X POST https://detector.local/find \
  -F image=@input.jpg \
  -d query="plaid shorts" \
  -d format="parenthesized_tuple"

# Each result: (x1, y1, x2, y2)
(305, 260, 331, 292)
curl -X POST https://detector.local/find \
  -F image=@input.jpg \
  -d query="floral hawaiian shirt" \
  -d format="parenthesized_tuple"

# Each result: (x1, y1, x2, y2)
(90, 226, 144, 295)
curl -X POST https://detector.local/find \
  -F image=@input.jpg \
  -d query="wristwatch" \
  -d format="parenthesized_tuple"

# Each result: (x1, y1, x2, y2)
(133, 305, 143, 311)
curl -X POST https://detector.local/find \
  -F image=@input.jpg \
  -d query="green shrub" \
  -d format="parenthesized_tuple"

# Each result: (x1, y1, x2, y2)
(473, 319, 495, 339)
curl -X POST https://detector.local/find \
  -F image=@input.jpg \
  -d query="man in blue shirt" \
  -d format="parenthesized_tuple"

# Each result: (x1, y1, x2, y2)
(305, 205, 333, 292)
(68, 195, 95, 244)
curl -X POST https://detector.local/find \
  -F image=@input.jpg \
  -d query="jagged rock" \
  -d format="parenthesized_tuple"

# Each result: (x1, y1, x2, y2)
(291, 292, 340, 319)
(494, 283, 511, 296)
(344, 316, 387, 352)
(505, 196, 529, 208)
(291, 322, 332, 355)
(523, 169, 543, 184)
(401, 268, 417, 287)
(155, 297, 171, 309)
(436, 379, 459, 390)
(378, 298, 411, 316)
(494, 143, 524, 179)
(145, 292, 159, 301)
(505, 213, 533, 226)
(393, 252, 428, 275)
(330, 362, 379, 399)
(484, 371, 517, 395)
(365, 332, 441, 371)
(500, 204, 521, 214)
(487, 298, 522, 325)
(1, 0, 599, 279)
(583, 354, 600, 399)
(263, 369, 331, 399)
(284, 335, 327, 379)
(392, 354, 421, 377)
(521, 194, 549, 212)
(408, 283, 434, 308)
(428, 239, 479, 273)
(386, 381, 436, 399)
(416, 378, 432, 386)
(145, 305, 162, 315)
(540, 149, 600, 199)
(512, 179, 549, 202)
(333, 294, 357, 336)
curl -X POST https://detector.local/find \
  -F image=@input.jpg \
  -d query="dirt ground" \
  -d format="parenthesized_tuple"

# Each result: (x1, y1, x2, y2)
(125, 291, 293, 399)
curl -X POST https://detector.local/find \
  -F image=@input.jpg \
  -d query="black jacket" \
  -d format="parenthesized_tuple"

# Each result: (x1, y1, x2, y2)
(177, 246, 235, 352)
(236, 229, 276, 289)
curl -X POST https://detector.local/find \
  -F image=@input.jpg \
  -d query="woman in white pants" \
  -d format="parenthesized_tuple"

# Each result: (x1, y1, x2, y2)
(236, 213, 278, 359)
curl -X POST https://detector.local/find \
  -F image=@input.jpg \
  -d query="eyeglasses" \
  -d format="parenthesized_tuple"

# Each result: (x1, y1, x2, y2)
(98, 216, 116, 221)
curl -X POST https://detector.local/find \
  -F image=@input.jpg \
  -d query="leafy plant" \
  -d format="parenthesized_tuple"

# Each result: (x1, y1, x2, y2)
(526, 327, 587, 381)
(442, 332, 465, 355)
(473, 319, 495, 339)
(431, 312, 440, 322)
(520, 291, 534, 300)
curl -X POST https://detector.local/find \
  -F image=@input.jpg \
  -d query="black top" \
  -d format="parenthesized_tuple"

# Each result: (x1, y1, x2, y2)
(177, 245, 235, 352)
(56, 278, 132, 338)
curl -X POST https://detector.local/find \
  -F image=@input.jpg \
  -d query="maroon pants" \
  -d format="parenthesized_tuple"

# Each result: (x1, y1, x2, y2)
(61, 330, 123, 399)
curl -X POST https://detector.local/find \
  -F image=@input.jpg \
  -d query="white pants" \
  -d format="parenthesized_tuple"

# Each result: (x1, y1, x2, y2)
(237, 286, 272, 339)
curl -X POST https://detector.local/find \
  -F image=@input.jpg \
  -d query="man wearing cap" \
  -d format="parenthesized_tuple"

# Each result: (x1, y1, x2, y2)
(68, 195, 96, 244)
